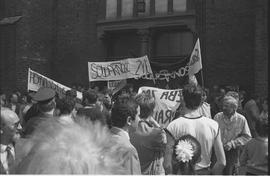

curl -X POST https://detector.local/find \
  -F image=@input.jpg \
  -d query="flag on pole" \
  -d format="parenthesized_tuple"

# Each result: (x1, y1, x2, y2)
(188, 39, 202, 76)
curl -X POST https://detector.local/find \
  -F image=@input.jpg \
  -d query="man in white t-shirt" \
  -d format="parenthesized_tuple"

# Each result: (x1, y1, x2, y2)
(163, 84, 226, 175)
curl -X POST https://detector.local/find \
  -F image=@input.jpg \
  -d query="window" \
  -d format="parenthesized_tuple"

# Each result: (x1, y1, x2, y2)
(155, 0, 168, 14)
(121, 0, 133, 17)
(173, 0, 186, 12)
(106, 0, 117, 19)
(153, 30, 193, 57)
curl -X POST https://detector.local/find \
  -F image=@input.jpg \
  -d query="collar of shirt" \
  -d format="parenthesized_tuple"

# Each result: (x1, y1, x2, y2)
(0, 144, 7, 153)
(112, 127, 130, 141)
(222, 112, 237, 122)
(84, 104, 96, 108)
(0, 144, 14, 153)
(256, 136, 268, 143)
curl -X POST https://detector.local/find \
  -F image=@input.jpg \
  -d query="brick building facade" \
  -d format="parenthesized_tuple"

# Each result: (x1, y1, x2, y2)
(0, 0, 268, 97)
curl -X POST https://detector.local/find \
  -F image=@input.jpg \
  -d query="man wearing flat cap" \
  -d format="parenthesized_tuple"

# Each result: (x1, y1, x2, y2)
(23, 87, 56, 137)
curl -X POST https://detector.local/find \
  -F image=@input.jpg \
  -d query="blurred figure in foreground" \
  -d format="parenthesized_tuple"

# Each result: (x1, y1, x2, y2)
(14, 118, 125, 174)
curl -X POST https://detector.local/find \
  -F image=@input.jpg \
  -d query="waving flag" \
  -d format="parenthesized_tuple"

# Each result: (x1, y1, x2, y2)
(188, 39, 202, 76)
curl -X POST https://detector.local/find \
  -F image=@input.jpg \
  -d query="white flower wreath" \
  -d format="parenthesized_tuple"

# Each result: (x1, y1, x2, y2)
(175, 139, 194, 163)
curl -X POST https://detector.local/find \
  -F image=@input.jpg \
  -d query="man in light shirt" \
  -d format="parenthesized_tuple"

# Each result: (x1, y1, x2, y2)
(164, 84, 226, 175)
(214, 95, 251, 175)
(0, 107, 22, 174)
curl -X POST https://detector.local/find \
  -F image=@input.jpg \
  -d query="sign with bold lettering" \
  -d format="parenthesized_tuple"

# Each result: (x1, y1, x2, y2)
(88, 56, 153, 81)
(138, 86, 182, 127)
(108, 79, 127, 95)
(28, 68, 82, 99)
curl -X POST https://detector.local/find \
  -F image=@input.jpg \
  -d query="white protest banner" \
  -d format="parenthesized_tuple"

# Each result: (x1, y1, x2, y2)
(138, 86, 182, 128)
(188, 38, 202, 76)
(28, 68, 82, 99)
(88, 55, 153, 82)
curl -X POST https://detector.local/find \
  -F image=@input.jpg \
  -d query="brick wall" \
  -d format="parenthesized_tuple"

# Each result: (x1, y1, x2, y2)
(1, 0, 99, 92)
(203, 0, 256, 95)
(53, 0, 98, 87)
(15, 0, 53, 92)
(254, 0, 268, 97)
(1, 0, 268, 95)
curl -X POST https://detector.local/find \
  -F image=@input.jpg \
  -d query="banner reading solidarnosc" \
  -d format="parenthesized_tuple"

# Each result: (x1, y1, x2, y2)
(88, 56, 153, 82)
(28, 68, 82, 99)
(138, 86, 182, 128)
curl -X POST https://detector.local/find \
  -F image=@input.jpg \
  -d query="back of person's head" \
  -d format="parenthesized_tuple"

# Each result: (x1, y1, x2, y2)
(66, 90, 77, 99)
(14, 118, 125, 174)
(135, 92, 155, 119)
(115, 93, 130, 106)
(255, 118, 268, 138)
(111, 98, 138, 128)
(56, 97, 75, 115)
(174, 134, 201, 175)
(9, 92, 18, 104)
(83, 89, 98, 105)
(76, 107, 107, 125)
(182, 84, 203, 110)
(38, 99, 56, 113)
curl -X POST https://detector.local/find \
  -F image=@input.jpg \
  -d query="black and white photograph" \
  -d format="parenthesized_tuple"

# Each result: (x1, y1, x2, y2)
(0, 0, 268, 175)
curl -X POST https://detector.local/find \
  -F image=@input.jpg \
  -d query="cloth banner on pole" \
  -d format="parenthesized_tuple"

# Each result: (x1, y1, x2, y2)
(28, 68, 82, 99)
(88, 56, 153, 82)
(138, 86, 182, 128)
(188, 38, 202, 76)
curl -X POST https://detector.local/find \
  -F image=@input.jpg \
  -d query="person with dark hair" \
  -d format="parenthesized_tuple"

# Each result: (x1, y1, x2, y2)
(55, 97, 76, 124)
(77, 89, 109, 127)
(259, 97, 268, 120)
(1, 92, 7, 107)
(76, 106, 107, 126)
(77, 90, 98, 115)
(173, 134, 201, 175)
(109, 98, 141, 174)
(239, 118, 268, 175)
(164, 84, 226, 175)
(130, 92, 166, 174)
(243, 95, 261, 137)
(23, 88, 56, 137)
(6, 92, 20, 116)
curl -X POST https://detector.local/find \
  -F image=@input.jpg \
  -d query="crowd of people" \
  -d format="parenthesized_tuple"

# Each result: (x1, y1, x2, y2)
(0, 82, 268, 175)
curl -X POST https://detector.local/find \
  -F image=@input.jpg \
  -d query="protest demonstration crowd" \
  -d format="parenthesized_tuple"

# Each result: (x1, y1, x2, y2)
(1, 0, 268, 174)
(0, 78, 268, 175)
(0, 37, 268, 176)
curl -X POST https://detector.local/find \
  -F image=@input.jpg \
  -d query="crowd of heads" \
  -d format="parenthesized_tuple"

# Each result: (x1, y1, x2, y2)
(0, 82, 268, 174)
